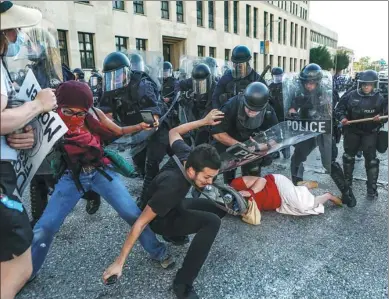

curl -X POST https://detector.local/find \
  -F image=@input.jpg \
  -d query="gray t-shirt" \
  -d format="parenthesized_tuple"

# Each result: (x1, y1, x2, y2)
(1, 61, 17, 161)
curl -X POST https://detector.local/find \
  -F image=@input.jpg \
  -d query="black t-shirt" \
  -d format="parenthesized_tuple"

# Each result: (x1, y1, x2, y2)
(146, 140, 192, 218)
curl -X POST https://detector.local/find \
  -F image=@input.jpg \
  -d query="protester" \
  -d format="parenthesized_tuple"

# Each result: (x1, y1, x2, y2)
(0, 2, 57, 298)
(103, 109, 226, 299)
(30, 81, 173, 278)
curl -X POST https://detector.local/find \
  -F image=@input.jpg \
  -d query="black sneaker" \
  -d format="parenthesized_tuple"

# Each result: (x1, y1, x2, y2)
(163, 235, 190, 246)
(173, 283, 199, 299)
(85, 198, 101, 215)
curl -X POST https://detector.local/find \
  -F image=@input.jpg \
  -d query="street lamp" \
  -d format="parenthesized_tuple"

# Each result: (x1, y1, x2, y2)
(263, 19, 281, 70)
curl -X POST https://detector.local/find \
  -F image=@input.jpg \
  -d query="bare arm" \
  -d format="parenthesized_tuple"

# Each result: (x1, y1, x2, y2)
(242, 176, 267, 193)
(93, 107, 150, 136)
(102, 205, 157, 282)
(169, 109, 224, 147)
(212, 132, 240, 147)
(0, 95, 43, 135)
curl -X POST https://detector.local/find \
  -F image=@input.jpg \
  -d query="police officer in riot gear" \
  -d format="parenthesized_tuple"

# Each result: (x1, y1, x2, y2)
(129, 53, 145, 72)
(161, 61, 180, 129)
(212, 45, 267, 109)
(89, 71, 103, 107)
(204, 56, 220, 82)
(101, 52, 171, 210)
(73, 67, 86, 83)
(336, 70, 388, 202)
(177, 63, 216, 145)
(268, 67, 290, 158)
(288, 63, 356, 207)
(212, 82, 278, 183)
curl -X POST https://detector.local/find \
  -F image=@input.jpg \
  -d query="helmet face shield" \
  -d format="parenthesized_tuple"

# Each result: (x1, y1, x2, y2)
(357, 80, 378, 96)
(273, 74, 283, 84)
(232, 60, 252, 79)
(103, 66, 131, 92)
(193, 78, 208, 95)
(89, 76, 98, 87)
(163, 69, 172, 78)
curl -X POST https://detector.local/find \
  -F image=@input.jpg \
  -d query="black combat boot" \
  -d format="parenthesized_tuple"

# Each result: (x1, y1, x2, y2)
(366, 159, 379, 201)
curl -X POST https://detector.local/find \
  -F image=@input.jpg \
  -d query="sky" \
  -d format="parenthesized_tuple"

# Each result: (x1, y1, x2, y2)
(309, 1, 388, 62)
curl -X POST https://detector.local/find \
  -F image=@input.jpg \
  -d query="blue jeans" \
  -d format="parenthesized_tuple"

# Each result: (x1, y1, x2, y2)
(31, 168, 167, 277)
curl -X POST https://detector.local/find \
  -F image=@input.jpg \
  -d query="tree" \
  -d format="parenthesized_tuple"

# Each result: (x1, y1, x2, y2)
(309, 46, 333, 70)
(334, 50, 350, 73)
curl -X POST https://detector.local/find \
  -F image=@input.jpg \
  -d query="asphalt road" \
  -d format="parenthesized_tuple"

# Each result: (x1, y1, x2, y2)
(17, 139, 388, 299)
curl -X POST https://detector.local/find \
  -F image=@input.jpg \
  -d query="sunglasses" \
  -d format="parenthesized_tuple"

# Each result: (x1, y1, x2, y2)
(61, 108, 87, 117)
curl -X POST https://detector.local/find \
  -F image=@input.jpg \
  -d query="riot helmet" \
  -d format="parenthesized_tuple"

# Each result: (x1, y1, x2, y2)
(102, 51, 132, 92)
(357, 70, 379, 96)
(73, 68, 85, 80)
(163, 61, 173, 78)
(271, 67, 284, 84)
(299, 63, 323, 92)
(204, 57, 219, 78)
(243, 82, 269, 112)
(231, 45, 253, 79)
(129, 53, 145, 72)
(89, 72, 102, 88)
(192, 63, 211, 95)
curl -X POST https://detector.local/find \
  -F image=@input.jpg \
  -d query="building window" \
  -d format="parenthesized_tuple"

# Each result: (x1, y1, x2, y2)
(278, 56, 281, 67)
(209, 1, 215, 29)
(254, 52, 258, 70)
(224, 1, 229, 32)
(278, 17, 282, 44)
(133, 1, 144, 14)
(300, 59, 303, 71)
(198, 46, 205, 57)
(294, 58, 297, 71)
(264, 11, 268, 40)
(209, 47, 216, 58)
(303, 59, 306, 67)
(270, 14, 274, 42)
(246, 5, 251, 37)
(294, 23, 298, 47)
(176, 1, 184, 22)
(300, 26, 304, 48)
(270, 55, 274, 67)
(57, 30, 69, 66)
(197, 1, 203, 27)
(78, 32, 95, 69)
(233, 1, 238, 34)
(290, 22, 294, 46)
(283, 57, 286, 71)
(136, 38, 147, 51)
(115, 36, 128, 52)
(283, 19, 287, 44)
(161, 1, 169, 19)
(253, 7, 258, 38)
(112, 0, 124, 10)
(225, 49, 231, 61)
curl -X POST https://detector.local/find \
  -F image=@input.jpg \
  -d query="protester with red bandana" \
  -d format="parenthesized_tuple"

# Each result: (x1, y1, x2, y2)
(30, 81, 174, 279)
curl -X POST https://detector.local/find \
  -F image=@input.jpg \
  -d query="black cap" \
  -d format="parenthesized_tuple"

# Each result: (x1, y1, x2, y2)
(103, 52, 131, 72)
(243, 82, 269, 111)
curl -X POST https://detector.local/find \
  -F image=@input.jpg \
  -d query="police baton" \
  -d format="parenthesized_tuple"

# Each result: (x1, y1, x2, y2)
(338, 115, 388, 127)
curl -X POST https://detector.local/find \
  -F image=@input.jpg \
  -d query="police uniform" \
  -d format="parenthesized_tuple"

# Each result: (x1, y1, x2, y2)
(336, 75, 388, 200)
(212, 83, 278, 183)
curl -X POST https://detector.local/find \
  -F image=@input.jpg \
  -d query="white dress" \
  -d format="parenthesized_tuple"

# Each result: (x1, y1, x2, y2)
(273, 174, 325, 216)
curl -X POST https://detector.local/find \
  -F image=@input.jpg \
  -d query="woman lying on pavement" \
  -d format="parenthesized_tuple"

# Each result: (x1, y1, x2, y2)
(103, 109, 226, 299)
(231, 174, 343, 218)
(30, 80, 173, 279)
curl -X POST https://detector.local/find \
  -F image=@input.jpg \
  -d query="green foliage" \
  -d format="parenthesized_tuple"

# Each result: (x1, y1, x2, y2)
(309, 46, 333, 70)
(334, 50, 350, 72)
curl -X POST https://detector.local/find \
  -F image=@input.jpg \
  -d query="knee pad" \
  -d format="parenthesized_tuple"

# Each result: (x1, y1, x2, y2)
(342, 153, 355, 164)
(366, 158, 379, 169)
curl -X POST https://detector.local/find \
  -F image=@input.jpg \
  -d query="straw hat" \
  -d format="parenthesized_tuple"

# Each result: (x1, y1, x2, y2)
(0, 1, 42, 31)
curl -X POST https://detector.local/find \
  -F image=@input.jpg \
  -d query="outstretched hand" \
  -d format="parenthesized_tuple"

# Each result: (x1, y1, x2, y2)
(103, 260, 123, 285)
(203, 109, 225, 126)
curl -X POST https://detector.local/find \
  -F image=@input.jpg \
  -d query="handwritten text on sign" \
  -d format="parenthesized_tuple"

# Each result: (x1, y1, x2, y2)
(13, 70, 68, 197)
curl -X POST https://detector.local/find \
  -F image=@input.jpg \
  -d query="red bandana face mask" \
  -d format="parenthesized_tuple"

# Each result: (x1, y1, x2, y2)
(58, 108, 87, 133)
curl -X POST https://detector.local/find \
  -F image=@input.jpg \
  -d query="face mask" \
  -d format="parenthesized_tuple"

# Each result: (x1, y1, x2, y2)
(58, 109, 86, 133)
(5, 32, 25, 57)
